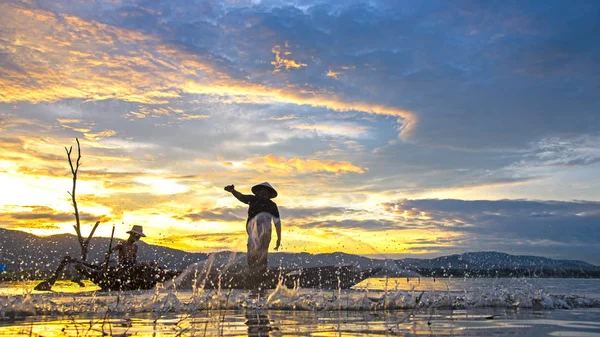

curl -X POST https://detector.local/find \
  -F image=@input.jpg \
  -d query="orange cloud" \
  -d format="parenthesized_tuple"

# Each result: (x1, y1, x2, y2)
(182, 82, 416, 138)
(246, 154, 366, 174)
(269, 114, 297, 121)
(271, 44, 307, 72)
(0, 134, 450, 254)
(124, 106, 188, 120)
(177, 114, 210, 121)
(326, 66, 355, 80)
(326, 70, 340, 79)
(0, 3, 219, 104)
(383, 202, 431, 219)
(83, 129, 117, 141)
(0, 3, 417, 139)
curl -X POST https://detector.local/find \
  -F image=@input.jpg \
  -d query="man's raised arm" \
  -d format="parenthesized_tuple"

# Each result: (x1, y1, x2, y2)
(224, 184, 253, 204)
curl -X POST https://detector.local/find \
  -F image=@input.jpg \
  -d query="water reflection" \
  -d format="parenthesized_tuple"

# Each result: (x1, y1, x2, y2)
(245, 312, 275, 336)
(244, 289, 276, 336)
(0, 308, 600, 336)
(354, 277, 600, 300)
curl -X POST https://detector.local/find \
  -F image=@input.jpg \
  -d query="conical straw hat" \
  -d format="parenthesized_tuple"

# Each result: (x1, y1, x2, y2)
(251, 182, 278, 198)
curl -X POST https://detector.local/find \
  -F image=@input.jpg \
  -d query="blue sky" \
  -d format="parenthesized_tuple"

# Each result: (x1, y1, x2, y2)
(0, 0, 599, 263)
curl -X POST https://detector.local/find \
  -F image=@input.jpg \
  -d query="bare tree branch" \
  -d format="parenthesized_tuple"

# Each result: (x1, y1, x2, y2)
(85, 221, 101, 244)
(36, 139, 103, 290)
(82, 221, 102, 256)
(65, 138, 100, 261)
(66, 143, 83, 248)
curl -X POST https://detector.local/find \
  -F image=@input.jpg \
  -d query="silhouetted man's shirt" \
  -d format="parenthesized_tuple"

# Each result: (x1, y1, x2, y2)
(234, 194, 280, 222)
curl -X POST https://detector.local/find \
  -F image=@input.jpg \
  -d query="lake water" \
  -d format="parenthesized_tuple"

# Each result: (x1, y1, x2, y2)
(1, 277, 600, 336)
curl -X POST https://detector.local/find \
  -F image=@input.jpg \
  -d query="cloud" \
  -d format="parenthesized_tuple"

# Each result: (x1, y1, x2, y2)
(0, 2, 417, 138)
(288, 122, 369, 138)
(0, 205, 99, 229)
(123, 106, 186, 120)
(294, 219, 398, 230)
(383, 199, 600, 247)
(376, 198, 600, 262)
(279, 206, 359, 219)
(5, 0, 598, 149)
(511, 135, 600, 169)
(268, 114, 298, 121)
(173, 207, 246, 222)
(326, 70, 340, 79)
(1, 0, 600, 262)
(150, 232, 247, 251)
(245, 154, 366, 174)
(271, 44, 307, 72)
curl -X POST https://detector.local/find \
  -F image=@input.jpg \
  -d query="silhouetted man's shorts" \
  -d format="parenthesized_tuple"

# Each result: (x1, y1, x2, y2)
(246, 212, 273, 273)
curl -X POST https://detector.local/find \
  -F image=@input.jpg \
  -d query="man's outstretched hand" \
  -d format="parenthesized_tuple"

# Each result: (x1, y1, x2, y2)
(224, 184, 235, 192)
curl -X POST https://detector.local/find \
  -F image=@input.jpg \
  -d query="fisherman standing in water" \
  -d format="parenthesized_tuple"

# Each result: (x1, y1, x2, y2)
(224, 182, 281, 274)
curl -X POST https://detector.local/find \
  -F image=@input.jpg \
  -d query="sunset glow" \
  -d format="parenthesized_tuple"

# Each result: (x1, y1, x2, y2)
(1, 0, 599, 264)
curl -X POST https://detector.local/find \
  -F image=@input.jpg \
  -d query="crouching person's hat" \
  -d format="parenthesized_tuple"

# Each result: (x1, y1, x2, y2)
(127, 225, 146, 237)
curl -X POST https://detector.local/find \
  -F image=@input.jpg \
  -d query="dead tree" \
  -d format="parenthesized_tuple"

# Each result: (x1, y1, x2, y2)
(65, 138, 100, 261)
(35, 138, 102, 290)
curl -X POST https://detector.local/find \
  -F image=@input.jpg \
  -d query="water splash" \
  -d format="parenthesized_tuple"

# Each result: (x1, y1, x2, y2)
(2, 279, 600, 319)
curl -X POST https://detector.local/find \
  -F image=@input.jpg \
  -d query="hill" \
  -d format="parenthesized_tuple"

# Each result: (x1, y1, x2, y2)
(396, 251, 598, 271)
(1, 228, 598, 278)
(0, 228, 207, 271)
(395, 252, 600, 278)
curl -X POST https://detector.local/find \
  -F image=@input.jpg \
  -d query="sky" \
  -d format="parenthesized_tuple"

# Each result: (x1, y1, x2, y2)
(1, 0, 599, 264)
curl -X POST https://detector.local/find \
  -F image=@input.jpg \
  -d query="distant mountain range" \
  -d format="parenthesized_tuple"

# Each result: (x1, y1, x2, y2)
(1, 228, 599, 278)
(396, 251, 598, 271)
(394, 252, 600, 278)
(0, 228, 207, 271)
